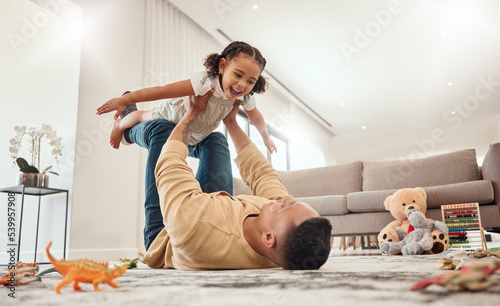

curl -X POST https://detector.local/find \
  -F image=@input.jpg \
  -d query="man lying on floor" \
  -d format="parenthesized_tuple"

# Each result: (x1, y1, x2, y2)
(139, 92, 332, 270)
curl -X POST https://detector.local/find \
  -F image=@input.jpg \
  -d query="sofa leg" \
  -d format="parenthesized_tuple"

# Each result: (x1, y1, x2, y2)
(339, 237, 345, 250)
(353, 236, 361, 249)
(362, 235, 379, 249)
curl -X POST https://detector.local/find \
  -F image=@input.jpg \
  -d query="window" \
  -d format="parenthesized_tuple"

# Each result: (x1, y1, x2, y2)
(221, 109, 290, 178)
(270, 135, 289, 171)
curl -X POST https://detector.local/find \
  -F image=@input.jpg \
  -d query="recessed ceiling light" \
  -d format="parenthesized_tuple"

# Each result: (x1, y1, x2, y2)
(340, 102, 345, 107)
(451, 111, 456, 115)
(252, 4, 259, 10)
(442, 32, 448, 37)
(448, 81, 453, 86)
(361, 126, 366, 130)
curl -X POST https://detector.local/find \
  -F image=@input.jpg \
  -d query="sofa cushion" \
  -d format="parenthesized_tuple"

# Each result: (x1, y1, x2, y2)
(233, 177, 252, 195)
(482, 142, 500, 205)
(347, 180, 494, 213)
(424, 181, 494, 209)
(277, 161, 363, 197)
(295, 195, 348, 216)
(362, 149, 480, 191)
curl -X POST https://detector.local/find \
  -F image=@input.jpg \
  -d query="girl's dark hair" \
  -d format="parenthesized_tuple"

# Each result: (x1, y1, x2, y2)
(204, 41, 267, 95)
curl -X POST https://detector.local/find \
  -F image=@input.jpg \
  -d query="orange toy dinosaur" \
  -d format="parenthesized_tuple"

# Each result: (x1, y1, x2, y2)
(46, 241, 127, 294)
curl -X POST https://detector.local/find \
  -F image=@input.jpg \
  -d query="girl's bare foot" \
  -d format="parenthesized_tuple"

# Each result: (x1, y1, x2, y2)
(110, 119, 126, 149)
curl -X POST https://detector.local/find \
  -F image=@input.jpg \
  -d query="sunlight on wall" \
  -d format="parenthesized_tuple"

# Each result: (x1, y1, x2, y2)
(0, 0, 82, 263)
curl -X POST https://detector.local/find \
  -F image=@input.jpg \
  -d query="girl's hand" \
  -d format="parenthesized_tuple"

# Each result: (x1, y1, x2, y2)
(96, 97, 128, 119)
(185, 89, 214, 115)
(264, 137, 277, 154)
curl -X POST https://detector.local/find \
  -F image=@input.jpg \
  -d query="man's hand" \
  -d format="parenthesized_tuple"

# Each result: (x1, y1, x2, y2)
(168, 90, 214, 146)
(185, 89, 214, 115)
(223, 100, 241, 126)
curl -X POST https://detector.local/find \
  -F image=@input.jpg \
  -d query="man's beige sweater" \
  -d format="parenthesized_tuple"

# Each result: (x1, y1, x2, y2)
(141, 140, 288, 270)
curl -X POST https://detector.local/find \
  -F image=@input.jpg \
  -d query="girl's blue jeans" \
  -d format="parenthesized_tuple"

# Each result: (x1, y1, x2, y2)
(129, 119, 233, 250)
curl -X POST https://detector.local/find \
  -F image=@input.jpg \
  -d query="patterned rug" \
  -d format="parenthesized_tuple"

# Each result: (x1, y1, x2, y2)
(2, 253, 500, 306)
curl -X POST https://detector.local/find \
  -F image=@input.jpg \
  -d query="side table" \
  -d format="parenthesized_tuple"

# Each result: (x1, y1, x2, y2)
(1, 184, 69, 264)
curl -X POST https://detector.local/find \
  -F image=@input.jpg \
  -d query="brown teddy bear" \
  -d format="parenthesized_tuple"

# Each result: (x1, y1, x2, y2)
(377, 187, 449, 254)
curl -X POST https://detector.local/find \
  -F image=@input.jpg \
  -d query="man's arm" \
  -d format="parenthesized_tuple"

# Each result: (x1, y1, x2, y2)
(223, 102, 252, 154)
(154, 90, 215, 243)
(224, 103, 288, 200)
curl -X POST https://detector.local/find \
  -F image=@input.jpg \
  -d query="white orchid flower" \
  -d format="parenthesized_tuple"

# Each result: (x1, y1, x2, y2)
(46, 131, 57, 140)
(49, 139, 61, 147)
(51, 148, 62, 156)
(42, 123, 53, 133)
(35, 128, 45, 137)
(10, 124, 63, 173)
(14, 126, 26, 135)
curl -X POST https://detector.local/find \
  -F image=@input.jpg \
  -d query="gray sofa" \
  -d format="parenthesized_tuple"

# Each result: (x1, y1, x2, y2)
(233, 142, 500, 237)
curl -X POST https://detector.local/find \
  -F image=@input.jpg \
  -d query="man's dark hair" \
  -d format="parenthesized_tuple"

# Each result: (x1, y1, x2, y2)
(281, 217, 332, 270)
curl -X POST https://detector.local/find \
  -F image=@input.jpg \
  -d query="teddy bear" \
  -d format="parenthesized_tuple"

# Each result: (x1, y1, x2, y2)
(380, 209, 449, 255)
(377, 187, 450, 254)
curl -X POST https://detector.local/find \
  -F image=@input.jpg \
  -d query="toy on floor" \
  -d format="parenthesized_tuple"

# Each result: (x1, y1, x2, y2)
(378, 187, 449, 254)
(466, 248, 500, 259)
(16, 262, 39, 274)
(441, 203, 487, 252)
(436, 251, 466, 270)
(380, 209, 449, 255)
(411, 258, 500, 291)
(46, 241, 127, 294)
(114, 257, 140, 269)
(1, 263, 40, 286)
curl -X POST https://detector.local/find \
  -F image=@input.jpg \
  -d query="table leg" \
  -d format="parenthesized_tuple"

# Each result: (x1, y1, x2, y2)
(17, 188, 26, 263)
(34, 195, 42, 263)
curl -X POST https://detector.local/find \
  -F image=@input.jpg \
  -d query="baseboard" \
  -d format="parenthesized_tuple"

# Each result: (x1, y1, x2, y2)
(0, 248, 142, 264)
(66, 248, 141, 261)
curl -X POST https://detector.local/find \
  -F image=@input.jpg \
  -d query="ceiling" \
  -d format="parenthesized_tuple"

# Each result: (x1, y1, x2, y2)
(170, 0, 500, 163)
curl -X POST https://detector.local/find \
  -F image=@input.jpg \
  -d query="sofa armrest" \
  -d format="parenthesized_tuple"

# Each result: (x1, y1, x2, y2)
(482, 142, 500, 207)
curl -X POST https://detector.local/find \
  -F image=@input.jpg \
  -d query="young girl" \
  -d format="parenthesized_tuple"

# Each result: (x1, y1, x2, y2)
(96, 41, 276, 152)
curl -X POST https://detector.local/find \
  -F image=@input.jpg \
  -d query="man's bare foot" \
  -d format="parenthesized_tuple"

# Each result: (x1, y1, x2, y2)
(110, 119, 126, 149)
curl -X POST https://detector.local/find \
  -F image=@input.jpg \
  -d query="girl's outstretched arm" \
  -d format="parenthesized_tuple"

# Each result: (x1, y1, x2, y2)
(245, 107, 277, 154)
(96, 79, 195, 119)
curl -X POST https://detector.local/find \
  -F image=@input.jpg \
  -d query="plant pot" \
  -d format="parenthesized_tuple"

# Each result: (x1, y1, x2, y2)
(38, 174, 49, 187)
(17, 173, 49, 187)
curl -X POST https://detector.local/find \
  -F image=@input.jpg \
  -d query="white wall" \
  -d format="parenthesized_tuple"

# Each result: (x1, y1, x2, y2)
(69, 0, 146, 259)
(256, 86, 336, 169)
(0, 0, 81, 262)
(493, 115, 500, 144)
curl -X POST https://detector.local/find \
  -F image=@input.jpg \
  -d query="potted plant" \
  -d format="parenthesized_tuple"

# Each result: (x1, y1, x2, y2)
(9, 124, 63, 187)
(15, 157, 59, 187)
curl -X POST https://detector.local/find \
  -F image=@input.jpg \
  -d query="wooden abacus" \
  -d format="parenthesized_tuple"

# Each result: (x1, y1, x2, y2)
(441, 203, 487, 252)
